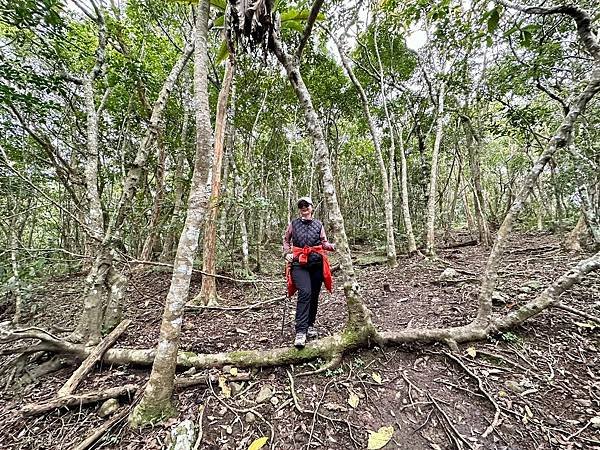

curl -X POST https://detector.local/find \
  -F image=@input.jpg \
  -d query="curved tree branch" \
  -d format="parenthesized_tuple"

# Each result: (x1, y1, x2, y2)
(496, 1, 600, 63)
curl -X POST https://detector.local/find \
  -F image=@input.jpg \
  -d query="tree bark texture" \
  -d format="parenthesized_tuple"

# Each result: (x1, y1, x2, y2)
(130, 1, 213, 426)
(194, 58, 235, 306)
(397, 124, 418, 253)
(424, 81, 447, 256)
(334, 33, 396, 267)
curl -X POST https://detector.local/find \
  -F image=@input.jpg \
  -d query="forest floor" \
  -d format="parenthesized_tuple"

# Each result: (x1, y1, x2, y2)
(1, 232, 599, 450)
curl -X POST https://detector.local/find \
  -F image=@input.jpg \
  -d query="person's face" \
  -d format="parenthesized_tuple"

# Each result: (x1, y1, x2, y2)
(298, 202, 312, 218)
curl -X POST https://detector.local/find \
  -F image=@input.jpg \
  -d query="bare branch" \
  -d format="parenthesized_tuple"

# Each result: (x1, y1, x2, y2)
(296, 0, 324, 60)
(496, 0, 600, 63)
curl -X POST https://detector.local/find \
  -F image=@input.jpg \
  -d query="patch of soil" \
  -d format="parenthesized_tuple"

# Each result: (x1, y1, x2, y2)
(0, 232, 599, 450)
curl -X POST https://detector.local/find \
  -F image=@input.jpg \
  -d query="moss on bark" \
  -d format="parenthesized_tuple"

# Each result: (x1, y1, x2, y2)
(129, 400, 178, 428)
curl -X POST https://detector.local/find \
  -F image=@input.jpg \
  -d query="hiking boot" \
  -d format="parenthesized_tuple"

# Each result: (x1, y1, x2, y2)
(307, 326, 318, 339)
(294, 332, 307, 348)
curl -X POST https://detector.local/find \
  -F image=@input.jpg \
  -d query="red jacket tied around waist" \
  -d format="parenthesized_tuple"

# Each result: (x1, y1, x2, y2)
(286, 245, 333, 297)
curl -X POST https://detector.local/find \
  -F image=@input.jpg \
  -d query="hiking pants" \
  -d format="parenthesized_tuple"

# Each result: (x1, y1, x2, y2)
(291, 263, 323, 333)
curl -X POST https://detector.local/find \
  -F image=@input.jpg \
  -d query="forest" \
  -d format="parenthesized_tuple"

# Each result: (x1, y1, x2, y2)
(0, 0, 599, 449)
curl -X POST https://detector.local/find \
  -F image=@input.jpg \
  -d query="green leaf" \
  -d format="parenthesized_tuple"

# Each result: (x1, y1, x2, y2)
(215, 40, 229, 65)
(487, 8, 500, 35)
(210, 0, 226, 10)
(367, 425, 394, 449)
(281, 20, 305, 32)
(248, 437, 269, 450)
(213, 14, 225, 27)
(280, 9, 325, 22)
(520, 29, 532, 48)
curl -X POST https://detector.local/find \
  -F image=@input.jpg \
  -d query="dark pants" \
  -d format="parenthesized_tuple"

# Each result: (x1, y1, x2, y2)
(291, 263, 323, 333)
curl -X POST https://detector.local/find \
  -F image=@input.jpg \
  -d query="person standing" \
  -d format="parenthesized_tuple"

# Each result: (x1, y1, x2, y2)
(283, 196, 335, 348)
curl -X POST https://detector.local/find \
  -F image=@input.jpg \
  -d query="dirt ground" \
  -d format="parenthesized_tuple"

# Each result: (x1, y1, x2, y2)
(1, 232, 599, 450)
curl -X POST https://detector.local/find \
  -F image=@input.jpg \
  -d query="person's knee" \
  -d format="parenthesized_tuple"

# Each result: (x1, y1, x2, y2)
(297, 287, 312, 298)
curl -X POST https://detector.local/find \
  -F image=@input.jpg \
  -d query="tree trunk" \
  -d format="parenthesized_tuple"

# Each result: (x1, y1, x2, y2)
(424, 82, 447, 256)
(579, 185, 600, 244)
(563, 213, 587, 251)
(82, 76, 105, 246)
(462, 116, 491, 246)
(333, 33, 396, 267)
(231, 157, 250, 273)
(9, 207, 24, 324)
(139, 127, 167, 262)
(397, 124, 418, 254)
(193, 58, 235, 306)
(129, 1, 214, 425)
(476, 67, 600, 326)
(160, 104, 190, 263)
(270, 29, 373, 331)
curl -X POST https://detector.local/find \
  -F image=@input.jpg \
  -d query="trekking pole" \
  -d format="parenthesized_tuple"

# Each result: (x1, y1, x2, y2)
(281, 262, 289, 340)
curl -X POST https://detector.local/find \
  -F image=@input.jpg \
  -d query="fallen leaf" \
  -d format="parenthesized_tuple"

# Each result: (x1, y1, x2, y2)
(218, 375, 231, 398)
(372, 372, 382, 384)
(367, 425, 394, 449)
(248, 436, 268, 450)
(324, 402, 348, 412)
(466, 347, 477, 358)
(230, 367, 238, 376)
(348, 392, 359, 408)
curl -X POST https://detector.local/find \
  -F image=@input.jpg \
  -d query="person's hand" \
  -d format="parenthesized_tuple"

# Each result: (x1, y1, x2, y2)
(285, 253, 294, 263)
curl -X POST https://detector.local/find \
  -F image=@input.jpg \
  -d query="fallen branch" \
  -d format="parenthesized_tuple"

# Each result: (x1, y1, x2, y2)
(129, 259, 280, 284)
(553, 303, 600, 325)
(70, 389, 144, 450)
(58, 319, 131, 397)
(21, 384, 138, 416)
(185, 296, 285, 312)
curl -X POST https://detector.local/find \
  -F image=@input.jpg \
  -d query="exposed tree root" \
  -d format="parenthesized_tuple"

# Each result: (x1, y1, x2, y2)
(1, 252, 598, 376)
(296, 352, 343, 377)
(22, 384, 138, 416)
(443, 352, 502, 439)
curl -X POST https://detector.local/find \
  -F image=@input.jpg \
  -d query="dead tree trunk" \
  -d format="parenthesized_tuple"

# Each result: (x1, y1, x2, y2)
(193, 59, 236, 306)
(129, 2, 214, 425)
